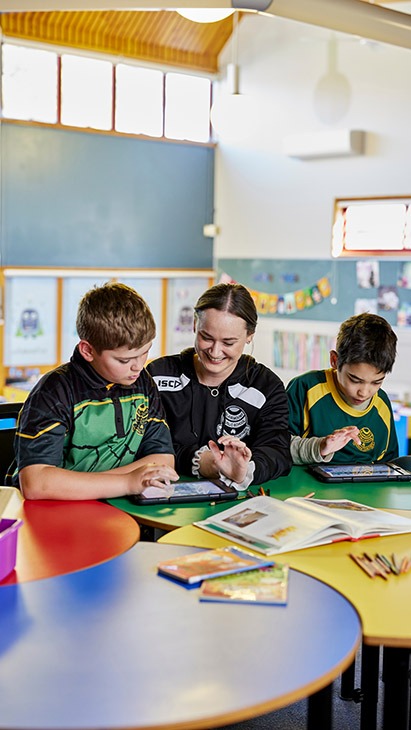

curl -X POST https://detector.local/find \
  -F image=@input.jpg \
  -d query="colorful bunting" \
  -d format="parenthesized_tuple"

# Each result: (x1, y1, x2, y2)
(220, 272, 331, 315)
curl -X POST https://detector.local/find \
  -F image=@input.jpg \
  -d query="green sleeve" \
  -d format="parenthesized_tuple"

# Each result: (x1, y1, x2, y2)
(286, 375, 308, 437)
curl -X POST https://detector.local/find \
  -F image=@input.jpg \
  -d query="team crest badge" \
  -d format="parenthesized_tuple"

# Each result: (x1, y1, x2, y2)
(216, 406, 250, 440)
(356, 427, 375, 452)
(133, 402, 149, 435)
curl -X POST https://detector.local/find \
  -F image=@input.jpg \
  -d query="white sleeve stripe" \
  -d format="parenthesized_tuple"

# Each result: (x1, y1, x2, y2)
(228, 384, 266, 409)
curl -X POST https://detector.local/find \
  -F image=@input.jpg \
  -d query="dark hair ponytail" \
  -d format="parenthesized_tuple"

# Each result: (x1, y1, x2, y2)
(194, 283, 257, 335)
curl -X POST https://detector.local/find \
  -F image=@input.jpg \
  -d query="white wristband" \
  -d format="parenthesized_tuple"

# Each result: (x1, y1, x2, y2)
(219, 461, 256, 492)
(192, 445, 210, 477)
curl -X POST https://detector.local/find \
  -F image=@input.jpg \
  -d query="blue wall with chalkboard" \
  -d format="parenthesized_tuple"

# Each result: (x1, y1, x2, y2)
(218, 258, 411, 327)
(1, 124, 214, 269)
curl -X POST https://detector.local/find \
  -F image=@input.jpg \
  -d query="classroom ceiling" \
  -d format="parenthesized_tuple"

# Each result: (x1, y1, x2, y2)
(0, 1, 410, 75)
(0, 10, 236, 74)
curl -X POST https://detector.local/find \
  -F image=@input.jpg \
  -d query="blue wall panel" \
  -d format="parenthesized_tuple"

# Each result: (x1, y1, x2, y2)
(1, 124, 214, 269)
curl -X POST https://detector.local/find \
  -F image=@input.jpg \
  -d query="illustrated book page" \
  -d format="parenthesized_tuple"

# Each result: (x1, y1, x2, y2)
(194, 496, 411, 555)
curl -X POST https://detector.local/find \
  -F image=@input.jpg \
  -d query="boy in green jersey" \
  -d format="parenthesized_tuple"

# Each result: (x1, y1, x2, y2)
(286, 313, 398, 464)
(9, 283, 177, 499)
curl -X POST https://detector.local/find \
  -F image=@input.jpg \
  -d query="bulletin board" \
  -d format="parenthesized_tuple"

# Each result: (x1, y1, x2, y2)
(218, 258, 411, 327)
(0, 267, 213, 398)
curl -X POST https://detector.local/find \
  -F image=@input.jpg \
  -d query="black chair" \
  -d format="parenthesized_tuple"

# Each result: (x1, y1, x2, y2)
(0, 428, 16, 485)
(0, 402, 24, 423)
(0, 403, 24, 485)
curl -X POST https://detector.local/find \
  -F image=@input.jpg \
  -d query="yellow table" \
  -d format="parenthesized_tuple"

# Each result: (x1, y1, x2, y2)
(160, 519, 411, 729)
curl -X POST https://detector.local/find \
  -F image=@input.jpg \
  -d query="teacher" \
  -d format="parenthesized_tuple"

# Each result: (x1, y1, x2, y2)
(147, 283, 291, 488)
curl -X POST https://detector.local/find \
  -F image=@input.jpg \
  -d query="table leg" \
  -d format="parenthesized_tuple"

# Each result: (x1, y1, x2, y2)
(360, 643, 380, 730)
(307, 683, 333, 730)
(382, 647, 410, 730)
(340, 659, 356, 700)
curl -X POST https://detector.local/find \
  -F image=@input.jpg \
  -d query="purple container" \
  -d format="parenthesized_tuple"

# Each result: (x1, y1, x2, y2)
(0, 518, 23, 582)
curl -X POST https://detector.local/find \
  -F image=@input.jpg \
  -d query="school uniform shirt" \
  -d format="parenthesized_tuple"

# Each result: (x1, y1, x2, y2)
(146, 349, 292, 485)
(286, 368, 398, 464)
(8, 346, 173, 487)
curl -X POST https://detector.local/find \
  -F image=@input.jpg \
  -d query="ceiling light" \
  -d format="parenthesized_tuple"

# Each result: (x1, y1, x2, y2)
(176, 9, 234, 23)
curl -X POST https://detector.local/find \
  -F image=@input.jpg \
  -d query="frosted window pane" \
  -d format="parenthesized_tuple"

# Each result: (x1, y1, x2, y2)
(115, 64, 163, 137)
(2, 43, 58, 123)
(165, 73, 210, 143)
(345, 204, 406, 251)
(61, 54, 112, 131)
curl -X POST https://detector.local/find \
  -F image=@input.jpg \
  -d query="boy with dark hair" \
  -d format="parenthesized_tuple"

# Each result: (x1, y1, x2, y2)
(8, 283, 177, 499)
(286, 313, 398, 464)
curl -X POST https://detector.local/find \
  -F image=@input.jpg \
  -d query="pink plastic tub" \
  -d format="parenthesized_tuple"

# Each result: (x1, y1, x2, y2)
(0, 518, 23, 582)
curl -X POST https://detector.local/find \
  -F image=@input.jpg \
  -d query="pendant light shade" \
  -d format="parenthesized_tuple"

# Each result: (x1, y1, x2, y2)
(176, 9, 234, 23)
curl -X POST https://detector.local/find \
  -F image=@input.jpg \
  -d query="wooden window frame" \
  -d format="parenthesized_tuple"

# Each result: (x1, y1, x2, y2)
(332, 195, 411, 258)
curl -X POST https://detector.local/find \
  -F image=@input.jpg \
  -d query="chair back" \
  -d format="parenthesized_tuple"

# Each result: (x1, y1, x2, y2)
(0, 428, 16, 485)
(0, 404, 23, 485)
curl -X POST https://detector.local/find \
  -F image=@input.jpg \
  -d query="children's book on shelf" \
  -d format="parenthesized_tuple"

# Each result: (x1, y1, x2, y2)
(199, 563, 289, 605)
(194, 495, 411, 556)
(157, 546, 274, 584)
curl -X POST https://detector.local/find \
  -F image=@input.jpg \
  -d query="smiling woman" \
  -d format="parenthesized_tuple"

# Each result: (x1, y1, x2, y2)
(147, 283, 292, 488)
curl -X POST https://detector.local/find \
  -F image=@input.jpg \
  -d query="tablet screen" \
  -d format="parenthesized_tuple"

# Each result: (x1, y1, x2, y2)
(141, 480, 226, 500)
(319, 464, 400, 478)
(170, 481, 226, 497)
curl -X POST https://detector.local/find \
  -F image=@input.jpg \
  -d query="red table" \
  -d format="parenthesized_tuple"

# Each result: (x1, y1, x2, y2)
(1, 499, 140, 585)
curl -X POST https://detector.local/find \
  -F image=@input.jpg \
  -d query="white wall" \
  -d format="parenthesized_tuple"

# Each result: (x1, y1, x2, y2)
(213, 13, 411, 398)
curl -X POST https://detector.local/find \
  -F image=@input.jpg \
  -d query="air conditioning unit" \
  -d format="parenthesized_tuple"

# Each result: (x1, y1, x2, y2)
(283, 129, 365, 160)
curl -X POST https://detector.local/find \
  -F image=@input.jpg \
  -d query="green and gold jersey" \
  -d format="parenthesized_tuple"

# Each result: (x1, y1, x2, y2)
(8, 346, 172, 486)
(286, 368, 398, 464)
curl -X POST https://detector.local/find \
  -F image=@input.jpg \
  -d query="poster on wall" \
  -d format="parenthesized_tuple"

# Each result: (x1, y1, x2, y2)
(4, 277, 58, 366)
(398, 262, 411, 289)
(119, 278, 163, 360)
(354, 298, 378, 316)
(61, 277, 108, 362)
(356, 261, 380, 289)
(166, 278, 209, 354)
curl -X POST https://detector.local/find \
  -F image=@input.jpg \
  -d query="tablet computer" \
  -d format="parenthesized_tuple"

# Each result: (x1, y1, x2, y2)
(308, 462, 411, 483)
(131, 479, 239, 505)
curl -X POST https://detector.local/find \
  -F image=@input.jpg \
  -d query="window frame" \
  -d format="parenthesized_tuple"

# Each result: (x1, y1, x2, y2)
(332, 195, 411, 258)
(0, 37, 216, 147)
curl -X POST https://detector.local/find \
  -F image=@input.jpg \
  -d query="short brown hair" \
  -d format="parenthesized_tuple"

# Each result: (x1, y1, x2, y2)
(76, 282, 155, 353)
(194, 283, 258, 336)
(336, 313, 397, 373)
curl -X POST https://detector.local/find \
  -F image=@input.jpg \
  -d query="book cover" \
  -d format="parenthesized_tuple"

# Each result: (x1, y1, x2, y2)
(157, 546, 274, 584)
(199, 563, 289, 605)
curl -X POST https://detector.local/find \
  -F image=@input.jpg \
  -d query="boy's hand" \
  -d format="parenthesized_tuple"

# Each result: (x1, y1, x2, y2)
(320, 426, 361, 457)
(127, 463, 178, 495)
(207, 436, 252, 484)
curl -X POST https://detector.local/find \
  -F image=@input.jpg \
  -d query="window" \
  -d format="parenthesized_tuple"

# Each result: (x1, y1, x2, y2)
(332, 197, 411, 257)
(2, 43, 58, 123)
(115, 64, 163, 137)
(165, 72, 211, 143)
(1, 41, 213, 145)
(61, 54, 113, 130)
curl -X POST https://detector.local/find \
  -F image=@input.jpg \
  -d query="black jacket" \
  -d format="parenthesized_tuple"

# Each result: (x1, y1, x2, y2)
(147, 349, 292, 484)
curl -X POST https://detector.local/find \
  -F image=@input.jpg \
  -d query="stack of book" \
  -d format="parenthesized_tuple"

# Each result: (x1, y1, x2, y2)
(157, 546, 289, 605)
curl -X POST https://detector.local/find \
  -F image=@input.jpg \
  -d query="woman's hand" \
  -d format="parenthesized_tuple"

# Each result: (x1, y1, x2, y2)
(207, 436, 252, 484)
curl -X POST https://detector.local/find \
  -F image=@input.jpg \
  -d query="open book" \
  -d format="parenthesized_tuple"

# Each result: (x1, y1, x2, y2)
(194, 496, 411, 555)
(0, 487, 23, 520)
